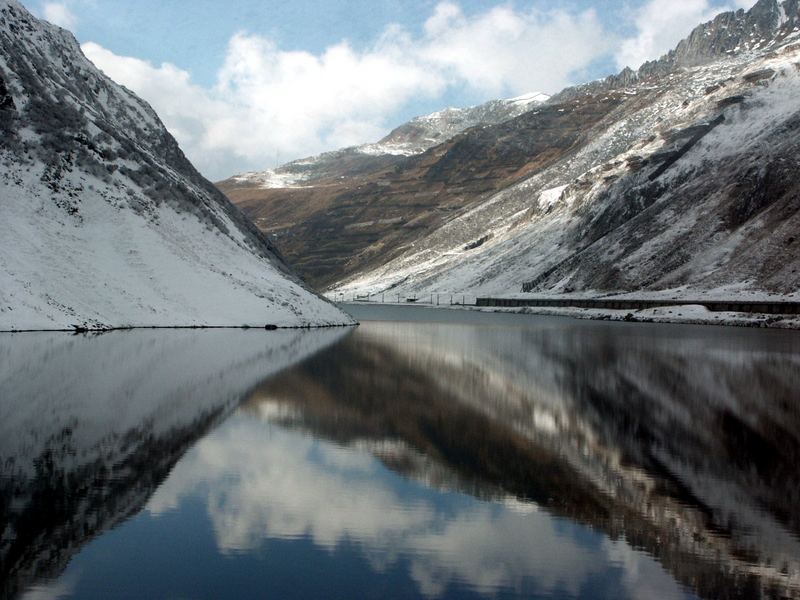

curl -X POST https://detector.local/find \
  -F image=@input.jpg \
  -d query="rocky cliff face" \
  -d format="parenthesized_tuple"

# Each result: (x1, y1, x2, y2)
(664, 0, 799, 66)
(0, 0, 351, 329)
(559, 0, 800, 99)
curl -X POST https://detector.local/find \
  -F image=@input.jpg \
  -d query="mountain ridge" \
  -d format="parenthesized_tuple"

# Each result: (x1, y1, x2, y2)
(334, 40, 800, 301)
(556, 0, 800, 100)
(222, 91, 550, 191)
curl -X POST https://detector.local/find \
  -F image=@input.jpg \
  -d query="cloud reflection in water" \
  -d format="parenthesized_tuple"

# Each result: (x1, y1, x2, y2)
(147, 414, 689, 599)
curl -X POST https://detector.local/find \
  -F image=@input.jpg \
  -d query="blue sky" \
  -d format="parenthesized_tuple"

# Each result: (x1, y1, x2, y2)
(53, 1, 628, 87)
(34, 0, 754, 179)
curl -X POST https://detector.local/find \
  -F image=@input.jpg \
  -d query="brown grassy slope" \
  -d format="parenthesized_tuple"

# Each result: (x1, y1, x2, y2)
(218, 95, 623, 289)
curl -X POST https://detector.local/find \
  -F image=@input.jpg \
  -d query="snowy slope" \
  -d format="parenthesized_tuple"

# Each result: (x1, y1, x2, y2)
(331, 1, 800, 302)
(0, 0, 352, 330)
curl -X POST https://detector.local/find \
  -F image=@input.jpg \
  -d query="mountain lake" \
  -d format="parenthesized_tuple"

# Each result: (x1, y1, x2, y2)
(2, 305, 799, 600)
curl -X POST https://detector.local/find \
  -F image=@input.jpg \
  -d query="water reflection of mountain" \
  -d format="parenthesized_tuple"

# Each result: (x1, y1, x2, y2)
(0, 328, 347, 599)
(246, 321, 800, 600)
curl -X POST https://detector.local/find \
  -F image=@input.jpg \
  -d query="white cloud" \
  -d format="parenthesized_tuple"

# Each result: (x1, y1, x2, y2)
(82, 2, 610, 180)
(615, 0, 756, 70)
(417, 3, 609, 97)
(42, 1, 76, 30)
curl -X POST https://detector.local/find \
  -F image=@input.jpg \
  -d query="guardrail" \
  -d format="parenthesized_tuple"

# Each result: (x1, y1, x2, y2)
(335, 293, 477, 306)
(475, 297, 800, 315)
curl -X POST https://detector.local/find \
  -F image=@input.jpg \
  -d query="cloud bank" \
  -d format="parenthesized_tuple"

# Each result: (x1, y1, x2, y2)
(82, 3, 610, 180)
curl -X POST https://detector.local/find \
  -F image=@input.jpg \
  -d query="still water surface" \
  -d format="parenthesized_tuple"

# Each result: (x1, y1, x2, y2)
(1, 306, 799, 599)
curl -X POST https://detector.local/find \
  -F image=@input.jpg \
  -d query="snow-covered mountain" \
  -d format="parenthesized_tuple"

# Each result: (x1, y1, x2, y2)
(0, 0, 352, 330)
(324, 0, 800, 301)
(219, 0, 800, 302)
(360, 91, 552, 157)
(217, 92, 557, 288)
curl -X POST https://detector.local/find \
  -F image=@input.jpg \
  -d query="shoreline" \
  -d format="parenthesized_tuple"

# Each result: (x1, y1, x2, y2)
(341, 301, 800, 330)
(0, 322, 358, 335)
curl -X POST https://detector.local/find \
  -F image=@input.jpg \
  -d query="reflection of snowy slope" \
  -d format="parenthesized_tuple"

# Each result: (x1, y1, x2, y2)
(245, 319, 800, 599)
(352, 321, 800, 598)
(0, 0, 350, 330)
(0, 327, 348, 598)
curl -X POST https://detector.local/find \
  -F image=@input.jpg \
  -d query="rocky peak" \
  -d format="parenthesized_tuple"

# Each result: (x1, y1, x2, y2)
(557, 0, 800, 100)
(367, 92, 550, 156)
(665, 0, 799, 68)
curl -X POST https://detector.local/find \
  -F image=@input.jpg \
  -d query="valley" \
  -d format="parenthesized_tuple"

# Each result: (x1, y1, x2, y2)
(1, 2, 799, 599)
